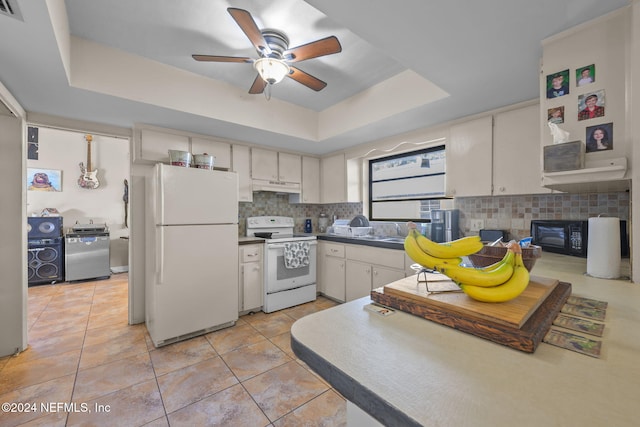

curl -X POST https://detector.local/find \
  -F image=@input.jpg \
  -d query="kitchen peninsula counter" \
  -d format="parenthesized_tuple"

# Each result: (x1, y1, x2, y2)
(291, 254, 639, 426)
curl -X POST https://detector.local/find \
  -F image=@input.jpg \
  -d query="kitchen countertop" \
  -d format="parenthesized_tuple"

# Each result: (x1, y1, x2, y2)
(238, 236, 266, 245)
(291, 253, 639, 426)
(317, 233, 404, 250)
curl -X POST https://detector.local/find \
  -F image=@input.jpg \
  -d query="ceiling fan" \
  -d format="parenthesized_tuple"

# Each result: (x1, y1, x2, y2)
(193, 8, 342, 95)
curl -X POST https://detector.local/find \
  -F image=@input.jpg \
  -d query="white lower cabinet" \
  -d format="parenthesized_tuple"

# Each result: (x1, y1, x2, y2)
(319, 241, 346, 302)
(239, 244, 263, 312)
(372, 265, 406, 289)
(345, 261, 404, 301)
(319, 241, 406, 303)
(345, 260, 372, 302)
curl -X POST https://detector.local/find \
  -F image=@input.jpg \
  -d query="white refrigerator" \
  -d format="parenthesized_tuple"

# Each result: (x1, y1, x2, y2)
(146, 163, 239, 347)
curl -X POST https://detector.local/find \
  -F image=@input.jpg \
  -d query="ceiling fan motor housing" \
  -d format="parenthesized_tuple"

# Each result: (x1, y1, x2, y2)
(261, 29, 289, 59)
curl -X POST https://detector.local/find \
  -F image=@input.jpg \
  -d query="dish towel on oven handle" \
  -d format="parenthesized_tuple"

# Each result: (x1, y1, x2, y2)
(284, 242, 310, 269)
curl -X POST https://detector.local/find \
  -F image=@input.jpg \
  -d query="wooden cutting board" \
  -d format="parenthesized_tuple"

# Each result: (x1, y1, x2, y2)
(371, 274, 572, 353)
(383, 274, 558, 329)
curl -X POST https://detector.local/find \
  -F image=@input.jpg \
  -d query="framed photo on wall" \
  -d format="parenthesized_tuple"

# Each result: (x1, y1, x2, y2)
(547, 106, 564, 124)
(586, 122, 613, 153)
(578, 90, 605, 121)
(27, 168, 62, 192)
(546, 69, 570, 98)
(576, 64, 595, 87)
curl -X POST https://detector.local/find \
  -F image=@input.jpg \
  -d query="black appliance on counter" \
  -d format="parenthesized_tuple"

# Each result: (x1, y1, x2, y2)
(430, 209, 460, 243)
(27, 216, 64, 286)
(530, 219, 629, 258)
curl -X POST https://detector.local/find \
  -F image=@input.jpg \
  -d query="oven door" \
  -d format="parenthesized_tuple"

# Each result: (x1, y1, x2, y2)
(265, 241, 317, 293)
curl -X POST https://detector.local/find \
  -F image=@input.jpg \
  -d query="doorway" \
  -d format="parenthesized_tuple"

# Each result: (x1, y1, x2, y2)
(25, 124, 132, 325)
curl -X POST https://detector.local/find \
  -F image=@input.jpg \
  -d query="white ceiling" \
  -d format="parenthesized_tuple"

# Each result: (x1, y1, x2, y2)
(0, 0, 629, 155)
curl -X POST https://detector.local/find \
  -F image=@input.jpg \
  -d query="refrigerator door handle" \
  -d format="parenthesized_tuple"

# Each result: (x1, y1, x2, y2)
(157, 228, 165, 284)
(158, 169, 165, 225)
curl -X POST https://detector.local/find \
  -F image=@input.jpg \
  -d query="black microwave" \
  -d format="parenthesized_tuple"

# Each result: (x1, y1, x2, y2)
(530, 219, 629, 258)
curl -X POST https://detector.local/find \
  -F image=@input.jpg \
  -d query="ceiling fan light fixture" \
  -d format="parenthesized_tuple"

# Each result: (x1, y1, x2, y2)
(254, 58, 290, 85)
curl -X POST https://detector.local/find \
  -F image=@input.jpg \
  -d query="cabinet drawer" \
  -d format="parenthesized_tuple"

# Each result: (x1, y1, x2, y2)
(324, 243, 345, 258)
(240, 244, 262, 262)
(345, 245, 404, 269)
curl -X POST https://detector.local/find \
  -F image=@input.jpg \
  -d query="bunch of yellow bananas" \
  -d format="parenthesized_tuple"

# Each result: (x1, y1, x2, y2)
(451, 249, 530, 302)
(403, 223, 530, 302)
(403, 224, 483, 270)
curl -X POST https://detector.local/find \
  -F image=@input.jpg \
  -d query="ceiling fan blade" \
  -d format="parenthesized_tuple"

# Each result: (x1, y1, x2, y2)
(249, 74, 267, 94)
(227, 8, 272, 56)
(288, 66, 327, 91)
(192, 54, 253, 63)
(283, 36, 342, 63)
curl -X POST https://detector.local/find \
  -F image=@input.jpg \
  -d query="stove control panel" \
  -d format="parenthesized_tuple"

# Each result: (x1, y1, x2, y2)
(247, 216, 294, 228)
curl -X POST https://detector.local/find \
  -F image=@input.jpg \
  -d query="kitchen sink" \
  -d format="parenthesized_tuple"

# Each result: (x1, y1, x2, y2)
(379, 237, 405, 243)
(326, 234, 405, 244)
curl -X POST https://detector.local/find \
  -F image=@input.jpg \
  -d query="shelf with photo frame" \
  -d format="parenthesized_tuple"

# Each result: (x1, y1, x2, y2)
(540, 9, 629, 193)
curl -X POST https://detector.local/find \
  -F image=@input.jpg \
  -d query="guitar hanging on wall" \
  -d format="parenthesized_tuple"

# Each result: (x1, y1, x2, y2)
(78, 134, 100, 189)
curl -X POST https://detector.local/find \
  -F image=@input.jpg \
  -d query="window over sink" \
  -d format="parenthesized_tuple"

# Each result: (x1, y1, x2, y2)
(369, 145, 446, 221)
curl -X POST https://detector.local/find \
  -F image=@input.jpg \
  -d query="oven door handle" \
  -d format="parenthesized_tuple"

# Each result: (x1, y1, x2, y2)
(267, 241, 317, 249)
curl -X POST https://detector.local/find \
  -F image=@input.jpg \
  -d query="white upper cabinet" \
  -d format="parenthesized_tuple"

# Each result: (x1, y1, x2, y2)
(191, 137, 231, 170)
(135, 128, 189, 164)
(251, 147, 278, 181)
(290, 155, 320, 204)
(493, 104, 551, 195)
(232, 145, 253, 202)
(446, 116, 493, 197)
(321, 153, 347, 203)
(251, 148, 301, 183)
(278, 152, 302, 183)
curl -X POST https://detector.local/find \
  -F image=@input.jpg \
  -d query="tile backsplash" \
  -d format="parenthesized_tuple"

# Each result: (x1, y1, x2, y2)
(238, 191, 630, 241)
(455, 192, 630, 241)
(238, 192, 362, 236)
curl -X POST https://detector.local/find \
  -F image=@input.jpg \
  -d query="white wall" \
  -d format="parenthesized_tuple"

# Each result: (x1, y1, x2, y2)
(541, 8, 631, 170)
(26, 127, 130, 270)
(0, 87, 27, 357)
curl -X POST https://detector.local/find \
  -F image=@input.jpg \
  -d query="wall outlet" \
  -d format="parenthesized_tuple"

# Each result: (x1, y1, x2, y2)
(470, 219, 484, 231)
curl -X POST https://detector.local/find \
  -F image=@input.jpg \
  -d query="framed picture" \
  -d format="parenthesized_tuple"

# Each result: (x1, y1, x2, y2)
(578, 90, 605, 121)
(586, 122, 613, 153)
(546, 69, 570, 98)
(27, 168, 62, 192)
(576, 64, 595, 87)
(547, 106, 564, 124)
(27, 126, 38, 160)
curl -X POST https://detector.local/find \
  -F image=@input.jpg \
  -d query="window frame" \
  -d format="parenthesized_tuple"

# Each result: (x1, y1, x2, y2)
(368, 145, 447, 222)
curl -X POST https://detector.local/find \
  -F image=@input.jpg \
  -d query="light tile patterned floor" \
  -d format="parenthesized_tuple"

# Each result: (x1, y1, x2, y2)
(0, 274, 347, 426)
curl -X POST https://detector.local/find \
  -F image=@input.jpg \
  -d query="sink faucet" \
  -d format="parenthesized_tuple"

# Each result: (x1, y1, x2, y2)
(395, 222, 405, 237)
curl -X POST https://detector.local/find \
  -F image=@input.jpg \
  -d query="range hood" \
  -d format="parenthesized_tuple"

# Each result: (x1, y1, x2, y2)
(252, 179, 301, 194)
(542, 157, 629, 193)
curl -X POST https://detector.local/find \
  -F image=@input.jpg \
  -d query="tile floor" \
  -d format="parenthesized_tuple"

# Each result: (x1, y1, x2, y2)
(0, 274, 347, 426)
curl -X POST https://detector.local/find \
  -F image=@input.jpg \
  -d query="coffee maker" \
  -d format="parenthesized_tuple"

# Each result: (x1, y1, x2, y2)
(430, 209, 460, 243)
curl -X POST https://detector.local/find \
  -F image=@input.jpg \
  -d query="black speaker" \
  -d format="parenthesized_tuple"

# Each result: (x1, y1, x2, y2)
(28, 238, 64, 286)
(28, 217, 63, 239)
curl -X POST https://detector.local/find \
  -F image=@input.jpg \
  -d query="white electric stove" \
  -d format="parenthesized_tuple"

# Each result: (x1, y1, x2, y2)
(246, 216, 317, 313)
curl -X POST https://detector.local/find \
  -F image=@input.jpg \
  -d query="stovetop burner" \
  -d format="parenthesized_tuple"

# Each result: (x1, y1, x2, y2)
(246, 216, 316, 243)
